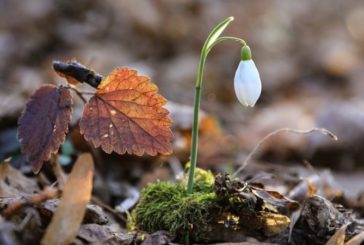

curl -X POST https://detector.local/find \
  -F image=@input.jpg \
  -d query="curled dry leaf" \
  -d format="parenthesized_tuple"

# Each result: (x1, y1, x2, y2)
(18, 85, 72, 173)
(251, 187, 299, 210)
(80, 67, 173, 156)
(41, 153, 94, 245)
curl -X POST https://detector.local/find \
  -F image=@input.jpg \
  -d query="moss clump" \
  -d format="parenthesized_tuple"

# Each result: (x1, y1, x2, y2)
(192, 167, 214, 193)
(132, 168, 217, 241)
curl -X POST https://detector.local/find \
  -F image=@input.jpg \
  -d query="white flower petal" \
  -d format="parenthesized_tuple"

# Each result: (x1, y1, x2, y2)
(234, 60, 262, 107)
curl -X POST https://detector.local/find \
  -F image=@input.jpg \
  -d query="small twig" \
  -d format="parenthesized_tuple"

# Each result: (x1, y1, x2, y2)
(37, 172, 52, 187)
(232, 127, 338, 178)
(14, 207, 41, 231)
(2, 187, 59, 216)
(302, 160, 316, 174)
(168, 156, 184, 179)
(15, 209, 33, 231)
(65, 85, 95, 103)
(50, 155, 67, 190)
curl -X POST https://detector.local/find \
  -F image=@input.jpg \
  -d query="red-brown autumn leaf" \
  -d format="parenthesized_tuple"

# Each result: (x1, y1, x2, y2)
(79, 67, 173, 156)
(18, 85, 72, 173)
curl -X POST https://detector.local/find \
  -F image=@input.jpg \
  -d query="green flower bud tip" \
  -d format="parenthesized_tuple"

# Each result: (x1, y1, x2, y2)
(241, 45, 252, 61)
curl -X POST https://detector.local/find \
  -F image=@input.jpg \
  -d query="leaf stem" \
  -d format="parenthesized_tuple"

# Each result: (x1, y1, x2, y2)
(65, 85, 95, 103)
(186, 17, 246, 194)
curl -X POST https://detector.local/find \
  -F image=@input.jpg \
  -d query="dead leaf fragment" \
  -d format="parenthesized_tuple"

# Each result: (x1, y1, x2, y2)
(41, 153, 94, 245)
(0, 162, 39, 197)
(76, 223, 134, 244)
(325, 223, 348, 245)
(251, 187, 299, 210)
(38, 199, 108, 225)
(18, 84, 72, 173)
(80, 67, 173, 156)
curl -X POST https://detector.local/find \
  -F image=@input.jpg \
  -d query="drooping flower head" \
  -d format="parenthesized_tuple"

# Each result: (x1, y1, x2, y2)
(234, 45, 262, 107)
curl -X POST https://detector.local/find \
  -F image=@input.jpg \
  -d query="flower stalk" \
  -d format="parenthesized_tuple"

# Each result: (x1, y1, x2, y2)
(187, 16, 251, 194)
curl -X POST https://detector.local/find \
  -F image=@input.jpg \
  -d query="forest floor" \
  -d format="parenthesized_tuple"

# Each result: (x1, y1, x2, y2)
(1, 1, 364, 244)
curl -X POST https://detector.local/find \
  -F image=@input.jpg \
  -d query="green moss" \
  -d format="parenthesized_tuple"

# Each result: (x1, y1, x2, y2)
(192, 167, 215, 193)
(183, 162, 215, 193)
(132, 168, 217, 241)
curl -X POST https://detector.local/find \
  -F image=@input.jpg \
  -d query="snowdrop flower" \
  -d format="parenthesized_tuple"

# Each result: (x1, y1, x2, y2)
(234, 45, 262, 107)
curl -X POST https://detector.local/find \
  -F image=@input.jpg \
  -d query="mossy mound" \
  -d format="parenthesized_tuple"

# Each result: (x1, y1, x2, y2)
(132, 168, 216, 241)
(190, 167, 215, 193)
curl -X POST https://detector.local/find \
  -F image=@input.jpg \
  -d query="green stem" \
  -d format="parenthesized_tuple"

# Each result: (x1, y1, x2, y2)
(185, 232, 190, 245)
(207, 36, 246, 53)
(186, 16, 246, 194)
(187, 54, 206, 194)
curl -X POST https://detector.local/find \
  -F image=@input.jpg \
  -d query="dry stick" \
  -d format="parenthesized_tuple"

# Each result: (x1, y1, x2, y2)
(232, 127, 338, 178)
(15, 207, 41, 231)
(50, 155, 67, 190)
(2, 187, 59, 216)
(38, 172, 52, 187)
(168, 156, 184, 179)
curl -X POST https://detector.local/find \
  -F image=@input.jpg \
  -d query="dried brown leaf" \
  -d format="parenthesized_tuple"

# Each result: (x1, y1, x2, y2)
(0, 162, 39, 197)
(18, 85, 72, 173)
(41, 153, 94, 245)
(80, 67, 173, 156)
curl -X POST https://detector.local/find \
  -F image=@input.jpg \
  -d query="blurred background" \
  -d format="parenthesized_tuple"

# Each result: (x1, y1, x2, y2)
(1, 0, 364, 197)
